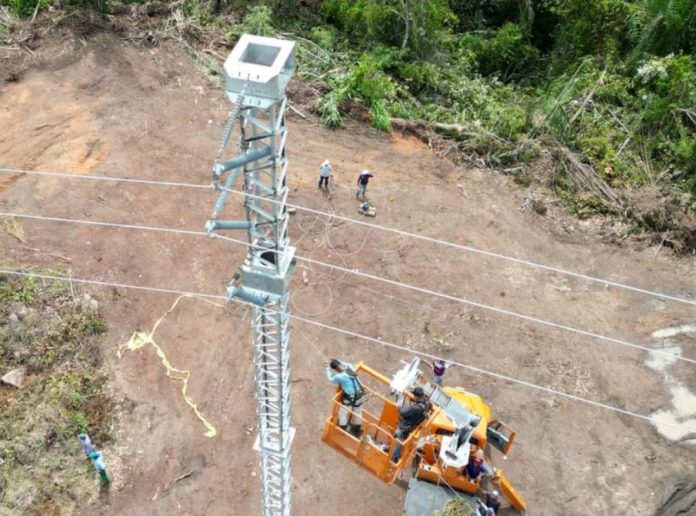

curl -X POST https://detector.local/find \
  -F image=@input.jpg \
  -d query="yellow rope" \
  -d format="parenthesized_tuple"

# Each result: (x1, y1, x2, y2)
(117, 295, 227, 438)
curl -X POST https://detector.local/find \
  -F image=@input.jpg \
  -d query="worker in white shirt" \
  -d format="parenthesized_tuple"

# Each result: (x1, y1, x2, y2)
(319, 159, 332, 190)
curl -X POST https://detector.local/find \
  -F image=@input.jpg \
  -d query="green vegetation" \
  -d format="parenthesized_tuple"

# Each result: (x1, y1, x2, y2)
(277, 0, 695, 242)
(2, 0, 695, 246)
(0, 271, 113, 513)
(434, 497, 475, 515)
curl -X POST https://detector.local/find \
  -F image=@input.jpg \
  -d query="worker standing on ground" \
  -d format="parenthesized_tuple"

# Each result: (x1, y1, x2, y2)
(392, 387, 430, 462)
(432, 359, 448, 385)
(319, 159, 332, 190)
(78, 433, 94, 457)
(89, 450, 110, 487)
(356, 169, 374, 200)
(422, 359, 451, 386)
(326, 358, 364, 437)
(477, 490, 501, 515)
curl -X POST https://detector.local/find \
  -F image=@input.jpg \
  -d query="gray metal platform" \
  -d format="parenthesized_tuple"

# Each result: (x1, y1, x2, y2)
(403, 478, 478, 515)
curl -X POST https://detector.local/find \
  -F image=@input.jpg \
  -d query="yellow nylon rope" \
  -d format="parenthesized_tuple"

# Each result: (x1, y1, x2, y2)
(118, 295, 226, 438)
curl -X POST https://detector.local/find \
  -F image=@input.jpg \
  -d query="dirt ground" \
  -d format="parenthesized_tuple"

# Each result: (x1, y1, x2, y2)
(2, 27, 696, 516)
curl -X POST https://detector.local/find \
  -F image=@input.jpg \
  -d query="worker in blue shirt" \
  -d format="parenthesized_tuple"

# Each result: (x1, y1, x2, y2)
(326, 358, 364, 437)
(466, 449, 487, 482)
(78, 433, 94, 457)
(319, 160, 332, 190)
(89, 450, 110, 486)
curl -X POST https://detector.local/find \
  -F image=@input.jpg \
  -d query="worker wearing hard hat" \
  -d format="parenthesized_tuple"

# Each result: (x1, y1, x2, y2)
(479, 490, 500, 516)
(319, 159, 332, 190)
(477, 490, 501, 515)
(326, 358, 364, 437)
(392, 387, 431, 463)
(356, 169, 374, 200)
(467, 449, 487, 482)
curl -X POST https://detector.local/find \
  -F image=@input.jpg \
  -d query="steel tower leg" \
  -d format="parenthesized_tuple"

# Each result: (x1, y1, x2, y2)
(253, 297, 292, 516)
(207, 35, 296, 516)
(242, 100, 294, 516)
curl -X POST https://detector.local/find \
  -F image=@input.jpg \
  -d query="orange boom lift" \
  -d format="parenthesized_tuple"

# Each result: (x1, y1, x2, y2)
(322, 358, 526, 514)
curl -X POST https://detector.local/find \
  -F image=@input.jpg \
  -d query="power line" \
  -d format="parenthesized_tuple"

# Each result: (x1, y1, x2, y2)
(0, 167, 211, 190)
(3, 210, 693, 367)
(1, 268, 693, 435)
(2, 166, 694, 307)
(0, 212, 204, 237)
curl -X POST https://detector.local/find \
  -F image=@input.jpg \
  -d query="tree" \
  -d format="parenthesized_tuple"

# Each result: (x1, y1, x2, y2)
(321, 0, 455, 57)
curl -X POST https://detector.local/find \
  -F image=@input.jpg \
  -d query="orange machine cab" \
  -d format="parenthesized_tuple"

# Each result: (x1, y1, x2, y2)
(321, 361, 527, 513)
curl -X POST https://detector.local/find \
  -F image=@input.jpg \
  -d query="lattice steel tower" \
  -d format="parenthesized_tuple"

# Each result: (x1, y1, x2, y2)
(206, 35, 296, 516)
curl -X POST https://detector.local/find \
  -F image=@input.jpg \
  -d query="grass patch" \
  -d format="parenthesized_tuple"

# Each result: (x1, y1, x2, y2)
(0, 270, 113, 513)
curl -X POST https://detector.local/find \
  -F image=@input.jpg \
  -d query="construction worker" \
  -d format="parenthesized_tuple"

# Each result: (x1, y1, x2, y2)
(78, 433, 94, 457)
(89, 450, 110, 486)
(479, 490, 501, 515)
(356, 169, 374, 200)
(477, 501, 496, 516)
(392, 387, 430, 462)
(319, 159, 332, 190)
(432, 359, 448, 385)
(326, 358, 364, 437)
(466, 449, 487, 482)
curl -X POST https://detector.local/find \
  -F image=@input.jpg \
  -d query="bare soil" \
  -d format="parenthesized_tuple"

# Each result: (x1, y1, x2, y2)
(2, 26, 696, 516)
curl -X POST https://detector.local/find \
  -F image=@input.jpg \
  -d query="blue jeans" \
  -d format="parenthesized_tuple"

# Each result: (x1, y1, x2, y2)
(434, 375, 443, 385)
(391, 427, 407, 463)
(356, 183, 367, 198)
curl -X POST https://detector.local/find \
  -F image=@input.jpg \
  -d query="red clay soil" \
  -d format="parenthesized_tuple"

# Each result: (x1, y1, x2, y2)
(1, 30, 696, 516)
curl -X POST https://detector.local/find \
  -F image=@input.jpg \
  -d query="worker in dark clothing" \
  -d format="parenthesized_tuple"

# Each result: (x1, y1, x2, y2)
(356, 169, 374, 200)
(466, 449, 487, 482)
(477, 490, 501, 515)
(391, 387, 430, 462)
(485, 490, 501, 514)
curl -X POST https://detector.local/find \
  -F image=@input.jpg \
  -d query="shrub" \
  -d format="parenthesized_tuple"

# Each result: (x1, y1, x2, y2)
(629, 0, 696, 58)
(310, 26, 336, 50)
(458, 22, 539, 79)
(320, 0, 454, 57)
(2, 0, 49, 18)
(230, 4, 274, 41)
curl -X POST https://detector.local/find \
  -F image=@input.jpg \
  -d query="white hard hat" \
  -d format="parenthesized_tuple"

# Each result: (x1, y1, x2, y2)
(491, 490, 499, 498)
(361, 169, 370, 174)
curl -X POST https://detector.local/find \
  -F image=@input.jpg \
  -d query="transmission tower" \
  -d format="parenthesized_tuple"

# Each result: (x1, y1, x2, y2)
(206, 35, 296, 516)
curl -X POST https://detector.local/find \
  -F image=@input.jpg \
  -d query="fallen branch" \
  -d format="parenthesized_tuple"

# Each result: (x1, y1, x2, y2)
(554, 143, 625, 209)
(568, 69, 606, 125)
(391, 117, 467, 138)
(203, 47, 225, 62)
(30, 2, 39, 23)
(19, 245, 72, 262)
(677, 108, 696, 129)
(287, 103, 307, 119)
(153, 469, 194, 500)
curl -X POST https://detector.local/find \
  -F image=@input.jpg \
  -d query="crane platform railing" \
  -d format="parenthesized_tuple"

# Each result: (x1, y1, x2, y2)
(321, 363, 437, 484)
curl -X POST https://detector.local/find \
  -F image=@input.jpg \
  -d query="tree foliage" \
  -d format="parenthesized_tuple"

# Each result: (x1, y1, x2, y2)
(320, 0, 454, 56)
(3, 0, 696, 236)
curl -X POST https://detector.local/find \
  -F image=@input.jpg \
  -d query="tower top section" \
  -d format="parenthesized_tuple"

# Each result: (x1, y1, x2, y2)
(224, 34, 296, 108)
